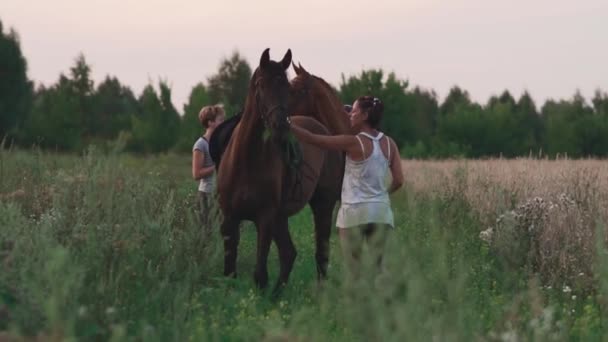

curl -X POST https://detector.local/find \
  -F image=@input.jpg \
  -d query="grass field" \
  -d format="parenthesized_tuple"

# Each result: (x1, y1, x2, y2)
(1, 147, 607, 341)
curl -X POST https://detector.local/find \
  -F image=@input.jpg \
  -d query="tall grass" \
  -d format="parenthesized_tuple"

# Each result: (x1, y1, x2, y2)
(1, 149, 606, 340)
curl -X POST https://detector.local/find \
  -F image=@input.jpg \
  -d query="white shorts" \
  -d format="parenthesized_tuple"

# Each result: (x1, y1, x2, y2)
(336, 202, 394, 229)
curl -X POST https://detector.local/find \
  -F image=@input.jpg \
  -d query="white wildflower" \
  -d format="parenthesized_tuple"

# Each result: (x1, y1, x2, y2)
(479, 228, 494, 243)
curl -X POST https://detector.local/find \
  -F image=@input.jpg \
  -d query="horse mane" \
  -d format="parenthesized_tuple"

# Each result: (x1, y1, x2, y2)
(239, 68, 263, 133)
(292, 74, 352, 135)
(239, 68, 272, 139)
(209, 112, 242, 167)
(209, 68, 264, 169)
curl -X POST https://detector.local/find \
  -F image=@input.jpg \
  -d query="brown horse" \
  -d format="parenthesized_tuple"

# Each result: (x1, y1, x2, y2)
(216, 49, 331, 291)
(289, 62, 353, 138)
(288, 63, 355, 275)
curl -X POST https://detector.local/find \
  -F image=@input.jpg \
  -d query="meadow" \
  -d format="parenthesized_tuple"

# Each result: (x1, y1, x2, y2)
(1, 147, 607, 341)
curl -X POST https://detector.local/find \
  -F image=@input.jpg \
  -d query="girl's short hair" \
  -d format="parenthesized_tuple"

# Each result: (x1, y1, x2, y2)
(198, 105, 225, 128)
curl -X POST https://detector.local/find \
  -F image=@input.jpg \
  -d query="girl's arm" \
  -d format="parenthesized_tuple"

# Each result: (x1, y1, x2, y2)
(290, 122, 358, 153)
(192, 150, 215, 181)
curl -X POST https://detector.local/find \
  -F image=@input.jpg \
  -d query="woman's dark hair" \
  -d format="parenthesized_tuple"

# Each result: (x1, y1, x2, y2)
(357, 96, 384, 128)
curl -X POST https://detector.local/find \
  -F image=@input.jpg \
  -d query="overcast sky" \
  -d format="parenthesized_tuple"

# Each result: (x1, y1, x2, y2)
(3, 0, 607, 112)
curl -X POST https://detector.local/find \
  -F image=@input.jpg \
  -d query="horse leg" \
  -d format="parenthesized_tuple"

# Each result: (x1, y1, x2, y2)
(253, 215, 274, 289)
(310, 195, 335, 280)
(272, 215, 297, 294)
(221, 216, 240, 277)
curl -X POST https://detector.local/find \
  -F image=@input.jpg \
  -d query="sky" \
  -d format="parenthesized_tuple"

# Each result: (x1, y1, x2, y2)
(2, 0, 607, 113)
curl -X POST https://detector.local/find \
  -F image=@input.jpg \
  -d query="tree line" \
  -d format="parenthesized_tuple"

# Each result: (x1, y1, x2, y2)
(2, 19, 607, 158)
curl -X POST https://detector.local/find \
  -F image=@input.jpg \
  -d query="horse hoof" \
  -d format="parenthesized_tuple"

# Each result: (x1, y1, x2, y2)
(254, 273, 269, 289)
(271, 282, 286, 299)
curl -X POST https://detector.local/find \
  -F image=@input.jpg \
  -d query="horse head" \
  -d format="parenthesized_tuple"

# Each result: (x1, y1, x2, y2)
(251, 48, 292, 143)
(289, 62, 315, 116)
(289, 61, 353, 135)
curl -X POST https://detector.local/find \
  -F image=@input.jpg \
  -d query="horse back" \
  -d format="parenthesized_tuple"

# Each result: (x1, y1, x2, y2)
(209, 112, 242, 168)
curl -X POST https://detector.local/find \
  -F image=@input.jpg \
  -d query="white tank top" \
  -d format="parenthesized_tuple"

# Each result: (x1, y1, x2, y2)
(341, 132, 391, 205)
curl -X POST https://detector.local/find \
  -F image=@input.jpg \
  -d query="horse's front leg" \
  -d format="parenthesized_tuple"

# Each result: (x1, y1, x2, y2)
(272, 214, 297, 294)
(253, 214, 275, 289)
(310, 196, 335, 280)
(221, 216, 240, 277)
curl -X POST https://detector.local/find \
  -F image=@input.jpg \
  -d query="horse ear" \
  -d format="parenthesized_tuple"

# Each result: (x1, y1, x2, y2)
(292, 61, 301, 75)
(281, 49, 292, 70)
(298, 62, 310, 76)
(260, 48, 270, 69)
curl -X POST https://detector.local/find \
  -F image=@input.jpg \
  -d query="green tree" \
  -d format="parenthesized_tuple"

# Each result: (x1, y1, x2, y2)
(515, 91, 543, 155)
(439, 86, 476, 116)
(92, 76, 137, 140)
(483, 102, 531, 157)
(407, 87, 439, 144)
(592, 90, 608, 116)
(575, 114, 608, 157)
(130, 81, 180, 153)
(435, 104, 483, 157)
(540, 93, 595, 158)
(486, 90, 516, 109)
(207, 51, 251, 116)
(158, 81, 180, 149)
(23, 77, 81, 150)
(68, 54, 95, 141)
(339, 69, 440, 154)
(339, 69, 386, 102)
(131, 85, 162, 152)
(432, 87, 484, 157)
(374, 72, 414, 147)
(340, 69, 418, 148)
(0, 20, 33, 142)
(481, 90, 539, 157)
(571, 91, 608, 157)
(21, 54, 98, 150)
(175, 83, 211, 152)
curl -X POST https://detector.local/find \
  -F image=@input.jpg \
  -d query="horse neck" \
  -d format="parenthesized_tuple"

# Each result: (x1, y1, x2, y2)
(230, 107, 267, 165)
(311, 87, 353, 135)
(237, 110, 264, 151)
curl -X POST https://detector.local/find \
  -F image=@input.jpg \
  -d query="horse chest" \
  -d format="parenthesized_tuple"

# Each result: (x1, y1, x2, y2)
(222, 176, 282, 216)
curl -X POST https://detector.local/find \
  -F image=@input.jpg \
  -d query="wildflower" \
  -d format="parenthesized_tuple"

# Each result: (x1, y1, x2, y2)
(479, 228, 493, 243)
(562, 285, 572, 293)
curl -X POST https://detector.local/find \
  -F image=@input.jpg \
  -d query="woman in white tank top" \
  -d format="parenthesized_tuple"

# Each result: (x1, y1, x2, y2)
(289, 96, 404, 272)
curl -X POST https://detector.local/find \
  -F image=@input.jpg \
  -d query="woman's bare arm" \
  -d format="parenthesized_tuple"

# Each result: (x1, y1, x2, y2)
(290, 122, 358, 153)
(387, 138, 404, 194)
(192, 150, 215, 181)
